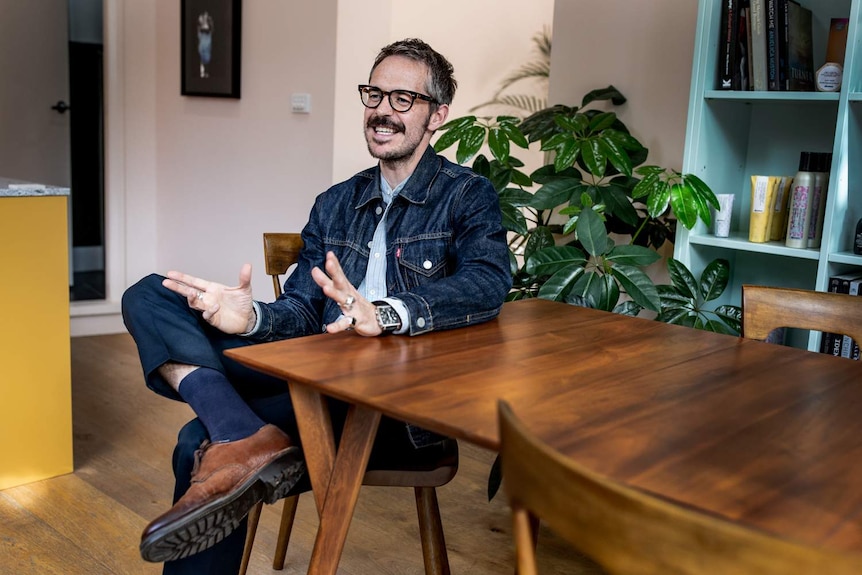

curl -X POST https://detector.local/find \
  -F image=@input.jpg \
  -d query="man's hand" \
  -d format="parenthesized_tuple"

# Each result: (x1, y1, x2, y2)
(311, 251, 383, 336)
(162, 264, 256, 334)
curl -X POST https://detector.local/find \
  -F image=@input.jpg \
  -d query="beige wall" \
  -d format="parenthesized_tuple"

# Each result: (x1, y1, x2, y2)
(549, 0, 697, 171)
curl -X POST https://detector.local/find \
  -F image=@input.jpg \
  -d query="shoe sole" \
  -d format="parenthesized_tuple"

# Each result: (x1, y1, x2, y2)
(140, 447, 305, 563)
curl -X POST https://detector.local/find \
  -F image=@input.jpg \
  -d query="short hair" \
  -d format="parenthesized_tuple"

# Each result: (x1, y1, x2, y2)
(370, 38, 457, 107)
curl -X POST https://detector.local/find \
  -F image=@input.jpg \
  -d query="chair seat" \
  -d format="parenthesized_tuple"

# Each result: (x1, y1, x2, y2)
(278, 437, 459, 497)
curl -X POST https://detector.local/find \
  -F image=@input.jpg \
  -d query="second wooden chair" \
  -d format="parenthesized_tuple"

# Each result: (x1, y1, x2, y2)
(239, 232, 459, 575)
(498, 399, 862, 575)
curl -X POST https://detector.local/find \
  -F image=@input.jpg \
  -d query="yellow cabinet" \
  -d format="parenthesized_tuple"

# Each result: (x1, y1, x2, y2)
(0, 194, 72, 489)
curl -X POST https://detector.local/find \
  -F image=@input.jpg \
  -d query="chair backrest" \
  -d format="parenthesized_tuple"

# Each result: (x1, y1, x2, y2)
(263, 232, 304, 298)
(497, 400, 862, 575)
(741, 284, 862, 343)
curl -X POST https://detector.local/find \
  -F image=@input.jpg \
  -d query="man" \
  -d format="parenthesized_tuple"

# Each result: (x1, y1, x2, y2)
(122, 38, 511, 574)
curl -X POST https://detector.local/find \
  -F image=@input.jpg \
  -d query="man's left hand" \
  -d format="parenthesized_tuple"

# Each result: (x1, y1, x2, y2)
(311, 251, 383, 336)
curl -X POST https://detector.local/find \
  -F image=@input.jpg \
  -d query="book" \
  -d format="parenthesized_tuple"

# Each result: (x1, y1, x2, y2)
(786, 1, 814, 91)
(821, 273, 862, 356)
(841, 277, 862, 359)
(766, 0, 781, 90)
(718, 0, 739, 89)
(826, 18, 850, 65)
(749, 0, 767, 90)
(777, 0, 789, 90)
(737, 1, 750, 90)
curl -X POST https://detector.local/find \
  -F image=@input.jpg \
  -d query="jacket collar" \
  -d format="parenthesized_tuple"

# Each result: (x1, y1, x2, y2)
(355, 145, 440, 209)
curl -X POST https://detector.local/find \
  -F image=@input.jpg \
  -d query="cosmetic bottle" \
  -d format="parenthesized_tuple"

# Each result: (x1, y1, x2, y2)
(806, 152, 831, 248)
(785, 152, 815, 248)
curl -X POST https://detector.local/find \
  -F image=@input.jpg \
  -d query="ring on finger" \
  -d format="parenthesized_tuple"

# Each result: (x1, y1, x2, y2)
(196, 291, 204, 301)
(344, 315, 356, 330)
(340, 295, 355, 311)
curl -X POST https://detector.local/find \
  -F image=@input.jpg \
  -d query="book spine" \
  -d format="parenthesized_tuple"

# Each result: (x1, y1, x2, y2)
(718, 0, 738, 89)
(778, 0, 789, 90)
(736, 1, 750, 90)
(822, 275, 849, 355)
(750, 0, 767, 90)
(766, 0, 780, 90)
(842, 278, 862, 359)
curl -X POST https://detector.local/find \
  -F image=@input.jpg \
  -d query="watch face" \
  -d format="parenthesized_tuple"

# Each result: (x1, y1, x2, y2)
(375, 303, 401, 331)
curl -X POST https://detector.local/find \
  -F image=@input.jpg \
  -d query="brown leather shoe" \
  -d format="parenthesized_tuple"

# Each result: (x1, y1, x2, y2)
(140, 424, 305, 563)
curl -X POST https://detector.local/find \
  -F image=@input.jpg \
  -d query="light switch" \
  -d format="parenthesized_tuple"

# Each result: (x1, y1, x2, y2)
(291, 93, 312, 114)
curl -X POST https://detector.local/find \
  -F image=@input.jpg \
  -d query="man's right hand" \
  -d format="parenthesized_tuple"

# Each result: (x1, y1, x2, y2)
(162, 264, 257, 335)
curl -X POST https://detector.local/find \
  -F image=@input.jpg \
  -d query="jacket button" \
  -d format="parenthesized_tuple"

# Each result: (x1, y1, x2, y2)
(423, 260, 432, 270)
(417, 317, 426, 328)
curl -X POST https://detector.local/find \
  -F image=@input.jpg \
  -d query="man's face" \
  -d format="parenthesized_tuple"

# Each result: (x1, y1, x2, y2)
(363, 55, 442, 163)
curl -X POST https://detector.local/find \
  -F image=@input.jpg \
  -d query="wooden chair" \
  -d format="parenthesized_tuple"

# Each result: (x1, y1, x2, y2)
(741, 284, 862, 344)
(497, 400, 862, 575)
(239, 232, 459, 575)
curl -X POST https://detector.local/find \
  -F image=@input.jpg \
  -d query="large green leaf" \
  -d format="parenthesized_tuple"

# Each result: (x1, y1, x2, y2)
(487, 127, 509, 165)
(456, 125, 486, 164)
(537, 264, 586, 301)
(525, 245, 586, 276)
(666, 258, 698, 300)
(700, 258, 731, 302)
(433, 116, 476, 152)
(581, 85, 627, 107)
(500, 121, 530, 149)
(611, 264, 660, 312)
(631, 170, 660, 199)
(554, 139, 580, 173)
(499, 187, 534, 207)
(599, 135, 633, 177)
(589, 112, 617, 132)
(595, 273, 621, 311)
(599, 183, 639, 227)
(685, 173, 720, 211)
(669, 183, 698, 229)
(646, 180, 671, 219)
(580, 138, 606, 178)
(576, 208, 610, 257)
(523, 226, 556, 260)
(500, 202, 527, 235)
(605, 244, 662, 266)
(531, 178, 581, 210)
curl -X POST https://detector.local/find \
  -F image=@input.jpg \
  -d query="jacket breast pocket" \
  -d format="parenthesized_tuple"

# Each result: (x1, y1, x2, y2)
(395, 235, 451, 290)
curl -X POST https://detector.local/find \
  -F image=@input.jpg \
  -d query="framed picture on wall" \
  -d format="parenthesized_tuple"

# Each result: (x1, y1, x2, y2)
(181, 0, 241, 98)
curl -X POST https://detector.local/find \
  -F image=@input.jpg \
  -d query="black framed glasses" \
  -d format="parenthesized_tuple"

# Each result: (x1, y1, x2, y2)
(358, 84, 437, 113)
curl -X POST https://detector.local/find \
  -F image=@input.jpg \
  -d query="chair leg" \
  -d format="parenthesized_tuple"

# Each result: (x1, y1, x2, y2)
(414, 486, 451, 575)
(239, 500, 264, 575)
(272, 495, 300, 570)
(511, 507, 539, 575)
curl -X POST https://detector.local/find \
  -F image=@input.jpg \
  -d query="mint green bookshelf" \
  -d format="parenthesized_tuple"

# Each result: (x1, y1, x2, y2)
(675, 0, 862, 351)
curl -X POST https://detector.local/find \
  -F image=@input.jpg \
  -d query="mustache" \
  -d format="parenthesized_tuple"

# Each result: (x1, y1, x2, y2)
(367, 116, 404, 132)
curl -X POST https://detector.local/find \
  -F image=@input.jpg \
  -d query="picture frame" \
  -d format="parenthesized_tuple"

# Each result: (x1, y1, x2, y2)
(181, 0, 241, 98)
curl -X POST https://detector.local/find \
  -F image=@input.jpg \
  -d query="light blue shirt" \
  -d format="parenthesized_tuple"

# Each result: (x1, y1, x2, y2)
(356, 174, 410, 333)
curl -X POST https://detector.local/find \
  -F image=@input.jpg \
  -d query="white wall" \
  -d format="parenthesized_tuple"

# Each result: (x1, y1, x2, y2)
(150, 0, 337, 301)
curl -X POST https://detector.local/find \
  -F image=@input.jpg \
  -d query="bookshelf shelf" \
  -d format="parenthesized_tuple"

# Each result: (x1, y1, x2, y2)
(704, 90, 841, 102)
(676, 0, 860, 352)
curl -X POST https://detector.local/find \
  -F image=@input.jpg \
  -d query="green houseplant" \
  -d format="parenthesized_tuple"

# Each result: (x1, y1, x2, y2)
(434, 86, 722, 317)
(434, 87, 744, 500)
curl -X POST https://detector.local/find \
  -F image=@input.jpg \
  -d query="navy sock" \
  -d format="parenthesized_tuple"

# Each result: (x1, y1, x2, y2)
(177, 367, 266, 443)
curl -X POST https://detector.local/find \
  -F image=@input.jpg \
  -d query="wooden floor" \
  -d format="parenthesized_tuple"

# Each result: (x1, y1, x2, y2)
(0, 333, 602, 574)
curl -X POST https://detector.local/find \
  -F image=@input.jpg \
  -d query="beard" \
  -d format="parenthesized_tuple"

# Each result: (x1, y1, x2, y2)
(365, 113, 431, 163)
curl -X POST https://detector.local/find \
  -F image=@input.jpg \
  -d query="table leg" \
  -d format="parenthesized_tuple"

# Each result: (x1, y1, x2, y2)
(288, 383, 382, 575)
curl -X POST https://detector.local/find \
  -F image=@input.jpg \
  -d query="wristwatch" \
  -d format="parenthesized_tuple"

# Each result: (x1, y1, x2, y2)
(372, 301, 402, 334)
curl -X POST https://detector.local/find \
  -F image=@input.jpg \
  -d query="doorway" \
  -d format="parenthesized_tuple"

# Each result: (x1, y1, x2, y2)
(68, 0, 105, 301)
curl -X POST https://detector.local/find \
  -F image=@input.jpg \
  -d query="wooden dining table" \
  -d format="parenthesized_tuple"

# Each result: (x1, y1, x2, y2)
(225, 298, 862, 574)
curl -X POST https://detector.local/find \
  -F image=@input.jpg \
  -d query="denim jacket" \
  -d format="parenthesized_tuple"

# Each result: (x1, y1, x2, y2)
(251, 145, 512, 342)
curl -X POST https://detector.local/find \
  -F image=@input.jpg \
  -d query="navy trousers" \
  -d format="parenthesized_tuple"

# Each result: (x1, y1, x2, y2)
(122, 274, 417, 574)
